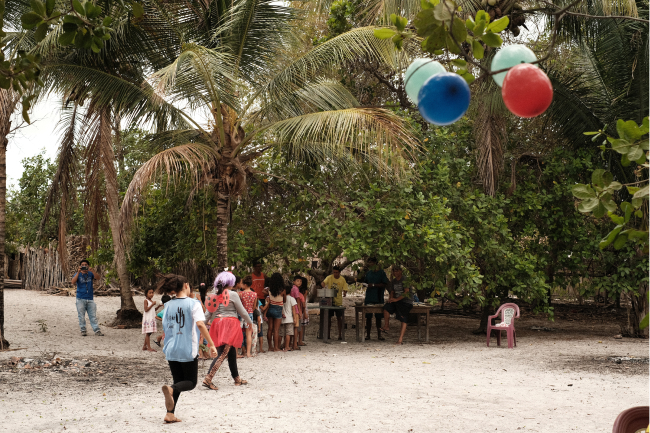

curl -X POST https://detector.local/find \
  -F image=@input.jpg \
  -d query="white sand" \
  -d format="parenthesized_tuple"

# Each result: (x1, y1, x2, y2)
(0, 289, 647, 433)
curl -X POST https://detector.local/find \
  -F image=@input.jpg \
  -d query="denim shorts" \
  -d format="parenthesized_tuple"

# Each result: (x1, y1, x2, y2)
(267, 304, 283, 319)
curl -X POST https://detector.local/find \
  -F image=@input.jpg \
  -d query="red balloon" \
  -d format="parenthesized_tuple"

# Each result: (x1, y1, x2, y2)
(501, 63, 553, 118)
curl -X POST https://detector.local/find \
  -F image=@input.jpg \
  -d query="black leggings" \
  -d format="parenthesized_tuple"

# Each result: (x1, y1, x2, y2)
(205, 345, 239, 383)
(167, 358, 198, 413)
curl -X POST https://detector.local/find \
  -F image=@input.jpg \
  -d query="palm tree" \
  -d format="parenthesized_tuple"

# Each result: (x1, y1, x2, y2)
(116, 0, 419, 269)
(36, 3, 185, 325)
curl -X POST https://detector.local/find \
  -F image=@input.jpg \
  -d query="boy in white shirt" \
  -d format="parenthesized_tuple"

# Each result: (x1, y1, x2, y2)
(280, 291, 297, 351)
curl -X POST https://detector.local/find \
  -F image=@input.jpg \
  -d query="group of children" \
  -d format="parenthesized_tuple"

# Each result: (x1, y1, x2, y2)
(141, 272, 311, 356)
(261, 273, 309, 353)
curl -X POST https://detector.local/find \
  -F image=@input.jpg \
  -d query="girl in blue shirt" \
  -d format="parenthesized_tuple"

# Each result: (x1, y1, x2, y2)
(157, 274, 217, 424)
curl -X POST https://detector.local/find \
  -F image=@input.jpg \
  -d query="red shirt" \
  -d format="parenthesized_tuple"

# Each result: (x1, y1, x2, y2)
(240, 290, 257, 314)
(251, 272, 266, 299)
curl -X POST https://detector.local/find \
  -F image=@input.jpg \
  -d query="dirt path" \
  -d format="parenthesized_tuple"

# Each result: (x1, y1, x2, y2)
(0, 289, 647, 433)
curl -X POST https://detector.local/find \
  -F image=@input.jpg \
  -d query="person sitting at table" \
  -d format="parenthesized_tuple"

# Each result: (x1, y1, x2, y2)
(321, 266, 348, 340)
(357, 257, 388, 341)
(381, 265, 413, 345)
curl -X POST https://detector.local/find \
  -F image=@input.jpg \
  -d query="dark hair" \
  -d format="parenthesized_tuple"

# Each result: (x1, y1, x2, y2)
(145, 287, 155, 296)
(161, 295, 171, 304)
(292, 275, 302, 282)
(367, 257, 378, 263)
(80, 259, 90, 265)
(156, 274, 188, 295)
(268, 273, 284, 297)
(332, 266, 341, 272)
(299, 276, 308, 294)
(242, 275, 253, 286)
(198, 283, 208, 304)
(253, 261, 262, 267)
(235, 276, 242, 286)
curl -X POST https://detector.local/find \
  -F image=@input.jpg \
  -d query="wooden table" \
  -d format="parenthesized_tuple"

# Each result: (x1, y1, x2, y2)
(354, 304, 431, 343)
(317, 306, 347, 344)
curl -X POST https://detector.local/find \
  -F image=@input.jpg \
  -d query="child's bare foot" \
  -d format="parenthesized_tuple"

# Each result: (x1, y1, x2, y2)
(395, 341, 403, 345)
(258, 349, 266, 354)
(163, 413, 181, 424)
(237, 354, 244, 359)
(147, 348, 157, 352)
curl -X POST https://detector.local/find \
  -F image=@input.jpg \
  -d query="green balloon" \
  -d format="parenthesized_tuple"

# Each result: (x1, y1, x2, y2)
(405, 58, 445, 103)
(491, 44, 537, 87)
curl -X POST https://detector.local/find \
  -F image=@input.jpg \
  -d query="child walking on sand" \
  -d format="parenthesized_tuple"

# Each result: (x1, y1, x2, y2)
(157, 274, 217, 424)
(142, 288, 158, 352)
(290, 277, 303, 350)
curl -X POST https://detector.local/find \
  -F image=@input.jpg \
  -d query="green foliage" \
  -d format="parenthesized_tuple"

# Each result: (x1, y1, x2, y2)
(572, 117, 648, 251)
(375, 3, 509, 83)
(315, 0, 364, 43)
(7, 152, 83, 251)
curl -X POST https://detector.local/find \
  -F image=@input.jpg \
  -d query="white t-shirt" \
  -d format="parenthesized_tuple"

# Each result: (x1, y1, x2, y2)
(282, 295, 297, 324)
(190, 300, 206, 358)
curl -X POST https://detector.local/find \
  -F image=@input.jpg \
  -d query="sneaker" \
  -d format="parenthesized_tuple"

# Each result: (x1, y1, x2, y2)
(81, 331, 87, 336)
(95, 331, 104, 336)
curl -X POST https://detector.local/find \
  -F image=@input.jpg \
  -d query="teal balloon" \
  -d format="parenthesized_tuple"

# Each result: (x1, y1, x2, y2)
(405, 59, 446, 103)
(491, 45, 537, 87)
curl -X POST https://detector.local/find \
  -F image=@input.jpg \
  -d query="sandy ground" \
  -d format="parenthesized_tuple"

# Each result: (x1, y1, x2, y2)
(0, 289, 648, 433)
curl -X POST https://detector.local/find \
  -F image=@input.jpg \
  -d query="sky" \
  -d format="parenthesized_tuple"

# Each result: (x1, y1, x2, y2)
(7, 96, 61, 188)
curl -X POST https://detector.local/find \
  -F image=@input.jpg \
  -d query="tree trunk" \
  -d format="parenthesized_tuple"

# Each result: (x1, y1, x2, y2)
(474, 303, 492, 334)
(622, 284, 649, 338)
(0, 90, 19, 349)
(100, 109, 141, 327)
(0, 121, 7, 349)
(215, 173, 230, 271)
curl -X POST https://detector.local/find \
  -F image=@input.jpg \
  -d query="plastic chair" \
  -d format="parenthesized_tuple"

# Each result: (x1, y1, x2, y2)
(612, 406, 649, 433)
(486, 303, 520, 349)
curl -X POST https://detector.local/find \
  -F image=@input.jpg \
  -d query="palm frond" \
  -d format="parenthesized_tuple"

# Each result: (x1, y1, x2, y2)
(120, 143, 221, 241)
(214, 0, 299, 84)
(259, 107, 420, 177)
(471, 75, 507, 196)
(250, 79, 360, 123)
(249, 27, 400, 116)
(42, 62, 191, 132)
(149, 44, 239, 112)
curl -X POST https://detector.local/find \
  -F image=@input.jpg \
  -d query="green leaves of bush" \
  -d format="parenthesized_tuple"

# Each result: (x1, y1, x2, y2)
(573, 116, 649, 251)
(57, 1, 114, 53)
(375, 1, 509, 85)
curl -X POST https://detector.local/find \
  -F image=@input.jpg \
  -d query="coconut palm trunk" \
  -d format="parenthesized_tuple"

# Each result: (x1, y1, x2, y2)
(0, 90, 19, 349)
(99, 109, 140, 324)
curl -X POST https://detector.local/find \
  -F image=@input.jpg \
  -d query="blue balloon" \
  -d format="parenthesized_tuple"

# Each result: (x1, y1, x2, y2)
(417, 73, 471, 125)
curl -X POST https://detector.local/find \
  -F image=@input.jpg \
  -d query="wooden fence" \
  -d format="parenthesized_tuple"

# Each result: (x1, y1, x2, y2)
(21, 243, 68, 290)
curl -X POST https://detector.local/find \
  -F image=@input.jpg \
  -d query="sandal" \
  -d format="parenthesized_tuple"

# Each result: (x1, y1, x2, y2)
(202, 380, 219, 391)
(234, 377, 248, 386)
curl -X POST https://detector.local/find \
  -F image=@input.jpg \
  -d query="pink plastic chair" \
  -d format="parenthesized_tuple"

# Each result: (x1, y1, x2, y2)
(612, 406, 649, 433)
(486, 303, 520, 349)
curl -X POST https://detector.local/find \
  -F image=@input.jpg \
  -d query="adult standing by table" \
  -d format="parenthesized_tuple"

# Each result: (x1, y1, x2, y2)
(381, 266, 413, 345)
(71, 259, 103, 337)
(321, 266, 348, 340)
(357, 257, 388, 341)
